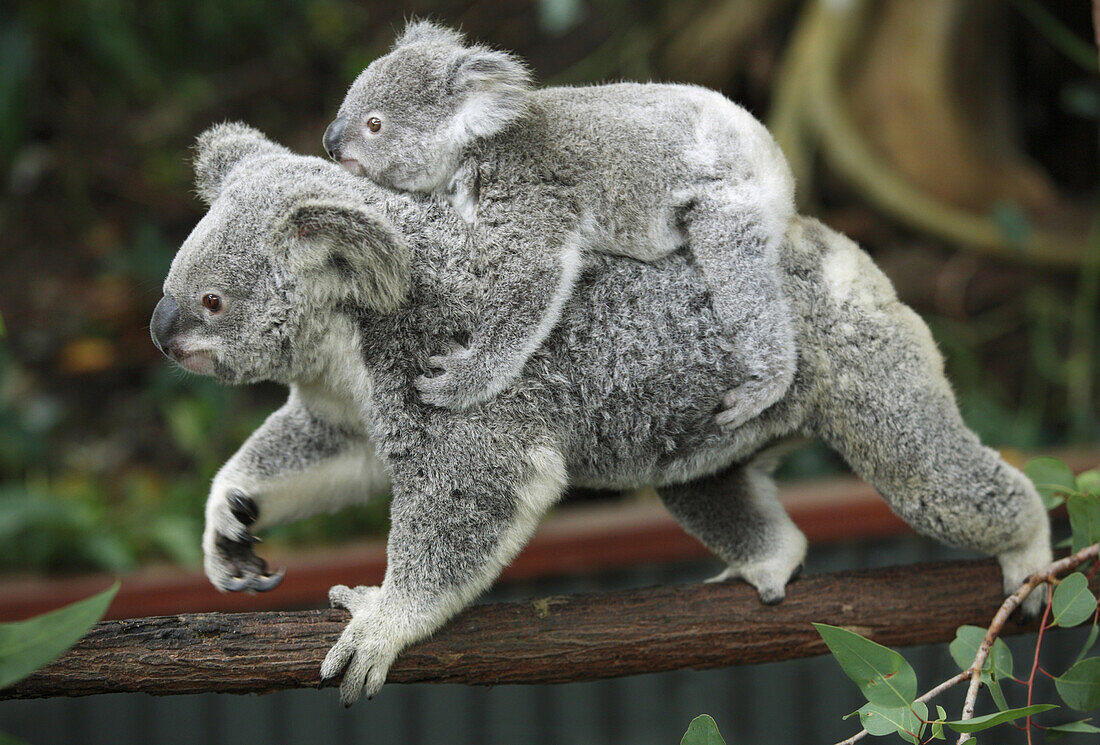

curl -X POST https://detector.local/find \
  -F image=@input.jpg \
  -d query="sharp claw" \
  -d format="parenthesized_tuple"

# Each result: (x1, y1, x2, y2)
(243, 533, 263, 544)
(254, 568, 286, 592)
(229, 491, 259, 525)
(224, 576, 251, 592)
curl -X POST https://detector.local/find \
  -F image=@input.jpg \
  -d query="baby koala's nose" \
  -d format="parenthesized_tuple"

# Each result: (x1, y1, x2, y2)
(323, 117, 347, 161)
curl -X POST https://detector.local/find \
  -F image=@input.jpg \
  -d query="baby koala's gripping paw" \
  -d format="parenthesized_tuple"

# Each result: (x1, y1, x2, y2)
(715, 375, 787, 430)
(321, 585, 398, 706)
(203, 489, 285, 593)
(414, 339, 506, 411)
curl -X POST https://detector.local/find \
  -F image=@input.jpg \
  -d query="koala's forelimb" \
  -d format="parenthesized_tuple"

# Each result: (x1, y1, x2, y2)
(203, 390, 389, 592)
(686, 192, 797, 429)
(321, 444, 568, 704)
(416, 210, 585, 410)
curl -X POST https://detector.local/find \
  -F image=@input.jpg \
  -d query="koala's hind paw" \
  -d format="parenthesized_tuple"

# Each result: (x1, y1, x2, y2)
(415, 341, 503, 411)
(321, 585, 395, 706)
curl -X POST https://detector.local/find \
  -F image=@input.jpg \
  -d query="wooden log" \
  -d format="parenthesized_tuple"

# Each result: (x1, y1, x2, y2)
(2, 559, 1081, 699)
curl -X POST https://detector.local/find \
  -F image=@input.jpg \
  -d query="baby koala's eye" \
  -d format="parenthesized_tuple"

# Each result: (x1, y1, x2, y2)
(366, 117, 382, 133)
(201, 293, 223, 313)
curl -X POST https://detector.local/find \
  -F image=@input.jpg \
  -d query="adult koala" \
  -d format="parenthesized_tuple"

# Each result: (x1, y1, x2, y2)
(151, 124, 1050, 706)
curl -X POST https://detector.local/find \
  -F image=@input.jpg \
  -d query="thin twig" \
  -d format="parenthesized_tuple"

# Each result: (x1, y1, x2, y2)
(1025, 584, 1055, 745)
(833, 670, 971, 745)
(956, 544, 1100, 744)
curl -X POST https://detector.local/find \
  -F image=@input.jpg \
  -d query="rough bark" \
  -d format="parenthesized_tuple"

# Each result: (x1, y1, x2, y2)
(5, 559, 1087, 699)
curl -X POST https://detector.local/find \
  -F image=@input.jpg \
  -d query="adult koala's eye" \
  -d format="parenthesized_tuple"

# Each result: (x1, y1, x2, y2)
(202, 293, 223, 313)
(366, 117, 382, 133)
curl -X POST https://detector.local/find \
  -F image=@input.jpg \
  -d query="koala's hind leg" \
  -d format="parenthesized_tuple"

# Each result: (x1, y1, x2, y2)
(683, 189, 797, 430)
(814, 299, 1051, 614)
(657, 460, 807, 604)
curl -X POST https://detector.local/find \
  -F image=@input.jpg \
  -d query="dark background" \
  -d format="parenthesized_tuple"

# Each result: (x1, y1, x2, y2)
(0, 0, 1096, 575)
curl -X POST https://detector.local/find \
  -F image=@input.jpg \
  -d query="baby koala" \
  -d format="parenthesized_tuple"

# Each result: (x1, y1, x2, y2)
(325, 20, 797, 428)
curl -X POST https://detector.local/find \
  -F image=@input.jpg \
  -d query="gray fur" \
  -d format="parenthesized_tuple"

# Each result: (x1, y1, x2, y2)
(154, 125, 1051, 706)
(328, 20, 797, 427)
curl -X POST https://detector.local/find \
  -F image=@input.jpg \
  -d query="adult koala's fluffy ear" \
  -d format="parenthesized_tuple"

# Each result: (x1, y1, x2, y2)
(393, 18, 465, 48)
(278, 200, 410, 313)
(193, 122, 285, 205)
(448, 40, 533, 141)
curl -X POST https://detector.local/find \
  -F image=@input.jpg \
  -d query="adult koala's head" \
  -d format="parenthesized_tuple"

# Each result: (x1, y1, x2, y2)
(151, 123, 410, 385)
(324, 20, 532, 192)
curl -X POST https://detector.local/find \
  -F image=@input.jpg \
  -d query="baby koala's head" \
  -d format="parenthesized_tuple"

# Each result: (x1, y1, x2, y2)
(325, 20, 532, 193)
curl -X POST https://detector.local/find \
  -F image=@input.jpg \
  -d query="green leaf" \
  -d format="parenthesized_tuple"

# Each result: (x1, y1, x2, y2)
(931, 706, 947, 740)
(858, 701, 927, 740)
(987, 676, 1009, 712)
(1046, 719, 1100, 740)
(949, 626, 1013, 679)
(814, 624, 918, 706)
(1067, 494, 1100, 553)
(0, 582, 119, 689)
(1074, 623, 1099, 666)
(680, 715, 726, 745)
(1078, 470, 1100, 497)
(1056, 657, 1100, 711)
(944, 704, 1057, 733)
(1053, 573, 1098, 627)
(1026, 457, 1078, 509)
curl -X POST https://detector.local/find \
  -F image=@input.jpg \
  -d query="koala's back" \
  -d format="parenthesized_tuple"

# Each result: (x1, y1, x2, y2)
(486, 82, 788, 260)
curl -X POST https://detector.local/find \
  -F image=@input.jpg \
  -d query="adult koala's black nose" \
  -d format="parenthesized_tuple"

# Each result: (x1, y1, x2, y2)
(150, 295, 179, 353)
(323, 116, 347, 160)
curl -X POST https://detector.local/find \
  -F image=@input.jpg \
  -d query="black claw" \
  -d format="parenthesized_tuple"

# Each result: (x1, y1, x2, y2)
(243, 533, 263, 544)
(229, 490, 259, 525)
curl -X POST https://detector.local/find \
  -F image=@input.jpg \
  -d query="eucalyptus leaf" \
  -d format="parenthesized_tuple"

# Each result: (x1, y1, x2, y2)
(1055, 657, 1100, 711)
(986, 676, 1009, 711)
(1052, 573, 1098, 628)
(0, 582, 119, 689)
(1067, 494, 1100, 553)
(1026, 457, 1078, 508)
(1045, 719, 1100, 740)
(680, 714, 725, 745)
(1074, 623, 1099, 665)
(858, 701, 926, 739)
(949, 626, 1012, 679)
(814, 623, 917, 706)
(944, 704, 1057, 733)
(1078, 470, 1100, 497)
(931, 706, 948, 741)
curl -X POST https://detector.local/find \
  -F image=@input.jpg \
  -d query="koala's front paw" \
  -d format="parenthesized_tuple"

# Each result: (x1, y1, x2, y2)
(321, 584, 397, 706)
(203, 489, 285, 593)
(414, 340, 501, 411)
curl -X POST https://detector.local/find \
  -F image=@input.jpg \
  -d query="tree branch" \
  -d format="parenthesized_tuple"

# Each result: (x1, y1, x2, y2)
(955, 544, 1100, 744)
(4, 559, 1095, 700)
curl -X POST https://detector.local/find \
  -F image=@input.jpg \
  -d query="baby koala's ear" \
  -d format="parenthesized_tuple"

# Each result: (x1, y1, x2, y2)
(449, 45, 533, 140)
(193, 122, 283, 205)
(278, 199, 410, 313)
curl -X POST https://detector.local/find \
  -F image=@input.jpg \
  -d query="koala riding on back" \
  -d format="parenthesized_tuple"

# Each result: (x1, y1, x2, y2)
(325, 20, 797, 428)
(154, 125, 1051, 707)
